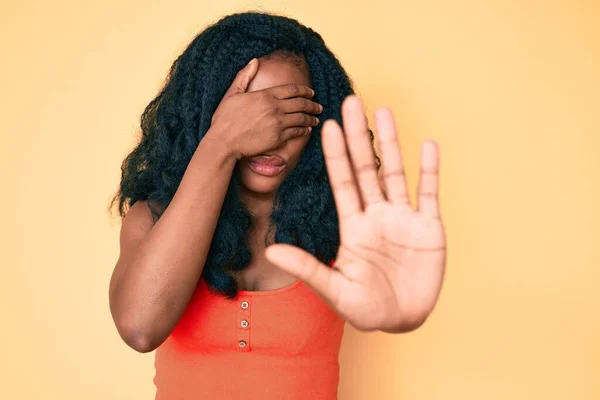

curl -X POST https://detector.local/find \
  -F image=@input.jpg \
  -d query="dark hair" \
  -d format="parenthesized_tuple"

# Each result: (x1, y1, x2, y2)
(109, 11, 380, 298)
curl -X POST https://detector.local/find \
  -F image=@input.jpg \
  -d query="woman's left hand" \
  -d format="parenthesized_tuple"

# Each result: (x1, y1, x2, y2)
(265, 95, 446, 333)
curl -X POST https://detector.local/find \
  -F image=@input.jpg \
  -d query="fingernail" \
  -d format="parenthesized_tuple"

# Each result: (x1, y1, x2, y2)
(310, 89, 315, 97)
(315, 117, 320, 125)
(308, 126, 313, 132)
(319, 104, 323, 113)
(247, 58, 256, 65)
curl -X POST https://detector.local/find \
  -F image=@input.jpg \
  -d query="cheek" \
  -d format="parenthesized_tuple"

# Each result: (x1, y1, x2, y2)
(286, 136, 312, 164)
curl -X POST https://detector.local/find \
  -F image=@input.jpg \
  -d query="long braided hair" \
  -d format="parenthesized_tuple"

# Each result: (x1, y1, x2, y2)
(110, 12, 379, 298)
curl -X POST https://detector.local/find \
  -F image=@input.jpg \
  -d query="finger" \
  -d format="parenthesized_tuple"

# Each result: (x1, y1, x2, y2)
(281, 126, 312, 141)
(342, 95, 385, 206)
(374, 107, 410, 205)
(265, 244, 344, 308)
(322, 119, 362, 221)
(268, 83, 315, 100)
(417, 139, 441, 217)
(279, 97, 323, 115)
(280, 112, 320, 129)
(223, 58, 259, 98)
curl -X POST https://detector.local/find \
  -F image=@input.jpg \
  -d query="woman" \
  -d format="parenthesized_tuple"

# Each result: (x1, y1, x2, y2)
(109, 11, 446, 399)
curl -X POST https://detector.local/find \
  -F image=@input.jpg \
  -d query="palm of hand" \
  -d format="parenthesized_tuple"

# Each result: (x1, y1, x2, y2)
(333, 200, 445, 332)
(266, 95, 446, 333)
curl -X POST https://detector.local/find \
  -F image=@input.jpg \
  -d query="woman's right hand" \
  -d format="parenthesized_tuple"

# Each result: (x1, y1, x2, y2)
(209, 58, 322, 160)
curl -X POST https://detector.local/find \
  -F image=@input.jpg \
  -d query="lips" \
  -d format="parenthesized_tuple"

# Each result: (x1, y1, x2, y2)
(247, 155, 287, 177)
(248, 155, 286, 166)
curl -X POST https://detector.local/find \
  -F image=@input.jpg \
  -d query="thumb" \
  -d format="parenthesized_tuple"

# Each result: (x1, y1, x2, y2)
(223, 58, 259, 98)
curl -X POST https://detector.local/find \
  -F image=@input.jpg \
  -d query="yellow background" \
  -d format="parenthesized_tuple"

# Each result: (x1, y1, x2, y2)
(1, 0, 598, 399)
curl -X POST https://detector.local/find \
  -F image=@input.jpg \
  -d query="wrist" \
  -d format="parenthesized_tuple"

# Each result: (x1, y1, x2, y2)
(190, 131, 238, 171)
(196, 128, 240, 166)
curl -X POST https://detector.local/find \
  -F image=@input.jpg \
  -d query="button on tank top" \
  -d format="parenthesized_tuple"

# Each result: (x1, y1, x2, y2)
(153, 264, 345, 400)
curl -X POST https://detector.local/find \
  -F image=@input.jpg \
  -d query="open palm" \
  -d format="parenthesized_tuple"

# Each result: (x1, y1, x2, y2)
(265, 95, 446, 333)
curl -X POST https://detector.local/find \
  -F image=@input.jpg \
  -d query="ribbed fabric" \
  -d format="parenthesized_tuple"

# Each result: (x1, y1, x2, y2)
(153, 267, 345, 399)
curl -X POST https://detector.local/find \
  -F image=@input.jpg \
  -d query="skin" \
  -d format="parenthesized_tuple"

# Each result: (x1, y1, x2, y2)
(108, 56, 320, 353)
(109, 54, 447, 353)
(237, 58, 313, 201)
(234, 58, 314, 290)
(265, 97, 446, 333)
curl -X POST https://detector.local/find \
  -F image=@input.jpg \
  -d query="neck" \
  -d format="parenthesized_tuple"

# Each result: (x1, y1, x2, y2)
(239, 186, 276, 223)
(239, 187, 277, 250)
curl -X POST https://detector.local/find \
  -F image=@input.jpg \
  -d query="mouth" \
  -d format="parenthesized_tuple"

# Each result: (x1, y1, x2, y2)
(246, 155, 287, 177)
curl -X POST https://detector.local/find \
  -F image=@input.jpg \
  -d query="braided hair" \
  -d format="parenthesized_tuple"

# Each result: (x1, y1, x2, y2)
(110, 11, 380, 298)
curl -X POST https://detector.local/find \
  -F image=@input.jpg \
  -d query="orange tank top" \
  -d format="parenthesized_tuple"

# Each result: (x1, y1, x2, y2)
(153, 266, 345, 399)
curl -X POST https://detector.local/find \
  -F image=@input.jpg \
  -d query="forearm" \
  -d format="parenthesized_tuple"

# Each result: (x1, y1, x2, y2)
(110, 129, 237, 351)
